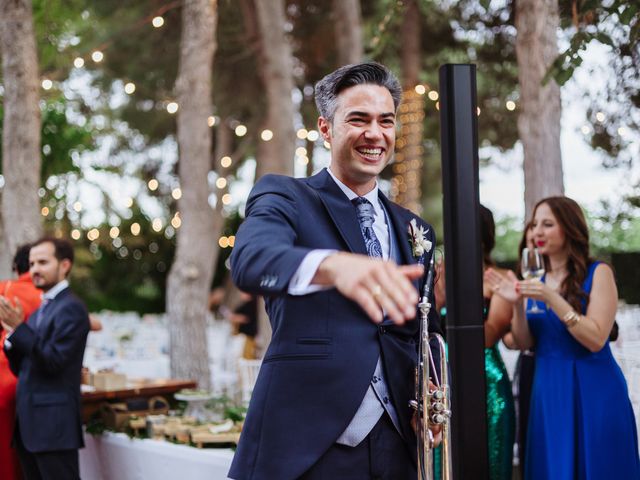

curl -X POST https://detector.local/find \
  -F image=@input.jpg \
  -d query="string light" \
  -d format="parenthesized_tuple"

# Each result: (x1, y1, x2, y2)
(124, 82, 136, 94)
(91, 51, 104, 63)
(580, 125, 591, 135)
(171, 188, 182, 199)
(73, 57, 84, 68)
(152, 218, 163, 232)
(477, 107, 481, 116)
(110, 226, 120, 238)
(218, 237, 230, 248)
(261, 129, 273, 141)
(596, 112, 605, 122)
(130, 223, 141, 236)
(295, 147, 307, 156)
(167, 102, 178, 114)
(306, 130, 319, 142)
(41, 207, 49, 216)
(391, 88, 424, 214)
(618, 127, 627, 136)
(220, 156, 232, 168)
(73, 201, 82, 212)
(152, 16, 164, 28)
(148, 179, 159, 191)
(221, 193, 232, 205)
(216, 177, 227, 189)
(235, 125, 247, 137)
(87, 229, 100, 241)
(171, 214, 181, 228)
(71, 229, 81, 240)
(228, 235, 236, 247)
(414, 85, 426, 95)
(124, 197, 134, 208)
(506, 100, 516, 111)
(207, 116, 216, 127)
(296, 128, 308, 140)
(41, 79, 53, 90)
(324, 141, 331, 149)
(428, 90, 439, 101)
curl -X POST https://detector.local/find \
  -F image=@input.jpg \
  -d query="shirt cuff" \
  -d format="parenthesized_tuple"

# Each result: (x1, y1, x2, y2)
(288, 249, 337, 296)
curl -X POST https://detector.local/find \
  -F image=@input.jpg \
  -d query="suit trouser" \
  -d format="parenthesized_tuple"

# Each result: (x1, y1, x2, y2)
(299, 413, 416, 480)
(15, 426, 80, 480)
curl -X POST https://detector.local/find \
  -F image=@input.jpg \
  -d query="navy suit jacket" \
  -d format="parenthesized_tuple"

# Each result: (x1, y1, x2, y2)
(5, 286, 90, 453)
(229, 169, 441, 480)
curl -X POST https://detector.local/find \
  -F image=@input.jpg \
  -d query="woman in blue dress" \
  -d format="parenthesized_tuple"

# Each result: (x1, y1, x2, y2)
(486, 196, 640, 480)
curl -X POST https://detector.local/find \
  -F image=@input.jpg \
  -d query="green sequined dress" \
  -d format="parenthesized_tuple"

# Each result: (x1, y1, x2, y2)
(485, 343, 515, 480)
(437, 304, 515, 480)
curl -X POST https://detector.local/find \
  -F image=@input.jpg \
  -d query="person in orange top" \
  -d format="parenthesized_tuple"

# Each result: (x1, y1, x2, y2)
(0, 244, 42, 480)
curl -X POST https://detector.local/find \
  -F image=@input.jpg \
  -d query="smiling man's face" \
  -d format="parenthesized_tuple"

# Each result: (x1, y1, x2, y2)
(319, 84, 396, 196)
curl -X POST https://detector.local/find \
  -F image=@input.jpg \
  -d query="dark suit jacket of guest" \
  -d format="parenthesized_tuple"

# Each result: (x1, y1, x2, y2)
(228, 169, 440, 480)
(4, 286, 90, 453)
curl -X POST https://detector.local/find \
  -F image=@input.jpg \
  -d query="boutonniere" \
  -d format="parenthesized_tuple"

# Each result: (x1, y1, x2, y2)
(408, 219, 432, 259)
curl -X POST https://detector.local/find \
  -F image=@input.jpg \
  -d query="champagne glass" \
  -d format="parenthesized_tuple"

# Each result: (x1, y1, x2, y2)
(521, 247, 545, 313)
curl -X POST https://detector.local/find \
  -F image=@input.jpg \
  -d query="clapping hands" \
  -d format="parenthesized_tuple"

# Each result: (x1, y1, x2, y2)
(0, 296, 24, 332)
(484, 268, 520, 304)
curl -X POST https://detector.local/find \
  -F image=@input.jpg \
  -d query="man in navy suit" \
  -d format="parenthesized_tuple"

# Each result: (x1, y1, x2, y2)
(0, 237, 90, 480)
(229, 62, 441, 480)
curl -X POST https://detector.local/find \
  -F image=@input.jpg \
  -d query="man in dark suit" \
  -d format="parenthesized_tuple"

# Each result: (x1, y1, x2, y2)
(229, 62, 441, 480)
(0, 237, 90, 480)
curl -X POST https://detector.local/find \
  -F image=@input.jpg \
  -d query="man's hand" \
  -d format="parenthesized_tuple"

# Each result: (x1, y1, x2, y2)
(0, 297, 24, 330)
(410, 381, 443, 447)
(314, 252, 423, 324)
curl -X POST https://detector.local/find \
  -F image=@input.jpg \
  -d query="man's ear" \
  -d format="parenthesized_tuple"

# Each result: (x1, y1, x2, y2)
(318, 116, 332, 142)
(60, 258, 72, 278)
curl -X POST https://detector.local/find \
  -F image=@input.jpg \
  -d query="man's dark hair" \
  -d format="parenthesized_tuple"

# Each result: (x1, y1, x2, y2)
(12, 244, 32, 275)
(32, 236, 75, 265)
(314, 62, 402, 122)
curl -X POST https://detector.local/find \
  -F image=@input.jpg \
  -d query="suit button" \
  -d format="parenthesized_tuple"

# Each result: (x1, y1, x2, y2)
(383, 396, 389, 404)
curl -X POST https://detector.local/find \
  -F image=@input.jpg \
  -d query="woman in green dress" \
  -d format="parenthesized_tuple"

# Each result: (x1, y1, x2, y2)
(435, 205, 515, 479)
(480, 205, 516, 479)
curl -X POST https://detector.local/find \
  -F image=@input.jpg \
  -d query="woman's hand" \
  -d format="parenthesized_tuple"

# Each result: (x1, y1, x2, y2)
(484, 269, 520, 304)
(518, 279, 554, 303)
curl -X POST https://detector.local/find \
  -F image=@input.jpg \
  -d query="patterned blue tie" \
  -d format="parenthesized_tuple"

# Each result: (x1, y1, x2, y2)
(353, 197, 383, 258)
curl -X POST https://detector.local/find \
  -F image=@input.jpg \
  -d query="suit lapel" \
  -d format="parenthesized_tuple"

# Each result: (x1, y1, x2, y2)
(378, 193, 414, 266)
(307, 169, 367, 255)
(37, 288, 70, 332)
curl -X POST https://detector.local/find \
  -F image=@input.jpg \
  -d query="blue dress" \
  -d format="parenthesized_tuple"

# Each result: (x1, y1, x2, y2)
(525, 262, 640, 479)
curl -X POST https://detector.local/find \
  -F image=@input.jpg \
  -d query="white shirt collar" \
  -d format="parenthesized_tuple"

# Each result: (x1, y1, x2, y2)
(326, 167, 379, 205)
(42, 279, 69, 302)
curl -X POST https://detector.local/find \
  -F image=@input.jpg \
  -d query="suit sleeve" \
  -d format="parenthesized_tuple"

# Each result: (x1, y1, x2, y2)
(7, 301, 90, 374)
(231, 175, 313, 295)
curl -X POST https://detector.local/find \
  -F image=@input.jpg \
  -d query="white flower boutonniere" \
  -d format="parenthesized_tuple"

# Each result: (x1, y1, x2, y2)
(408, 219, 432, 259)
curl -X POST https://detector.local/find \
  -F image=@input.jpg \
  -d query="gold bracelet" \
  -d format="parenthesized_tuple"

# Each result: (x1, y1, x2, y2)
(562, 310, 581, 328)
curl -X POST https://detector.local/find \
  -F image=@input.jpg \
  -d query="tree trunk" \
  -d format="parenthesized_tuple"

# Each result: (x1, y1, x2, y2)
(253, 0, 295, 178)
(516, 0, 564, 220)
(0, 0, 42, 263)
(333, 0, 363, 65)
(392, 0, 424, 215)
(166, 0, 217, 390)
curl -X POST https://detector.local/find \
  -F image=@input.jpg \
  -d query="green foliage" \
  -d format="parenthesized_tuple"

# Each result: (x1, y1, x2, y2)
(551, 0, 639, 167)
(0, 98, 93, 178)
(69, 208, 175, 313)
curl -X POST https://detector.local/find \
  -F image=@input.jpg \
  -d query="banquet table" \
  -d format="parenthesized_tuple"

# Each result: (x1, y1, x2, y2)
(81, 378, 197, 422)
(80, 430, 234, 480)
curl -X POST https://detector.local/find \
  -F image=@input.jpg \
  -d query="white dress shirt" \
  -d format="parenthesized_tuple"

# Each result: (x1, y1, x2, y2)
(288, 168, 389, 295)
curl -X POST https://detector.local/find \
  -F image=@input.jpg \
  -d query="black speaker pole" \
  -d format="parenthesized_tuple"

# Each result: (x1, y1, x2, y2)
(438, 63, 489, 479)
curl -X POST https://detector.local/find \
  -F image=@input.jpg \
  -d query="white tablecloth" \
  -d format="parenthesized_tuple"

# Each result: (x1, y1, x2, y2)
(80, 431, 234, 480)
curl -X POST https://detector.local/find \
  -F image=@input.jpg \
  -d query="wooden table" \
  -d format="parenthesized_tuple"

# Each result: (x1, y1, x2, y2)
(82, 378, 197, 422)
